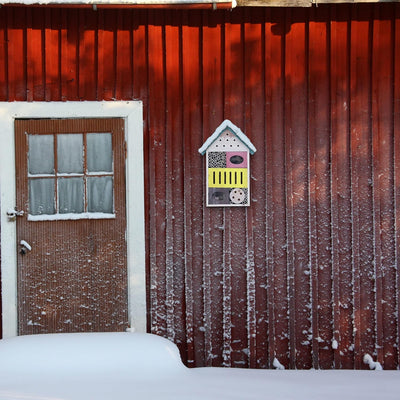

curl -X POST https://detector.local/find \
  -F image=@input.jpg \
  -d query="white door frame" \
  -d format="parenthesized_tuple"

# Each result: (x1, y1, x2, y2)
(0, 101, 146, 337)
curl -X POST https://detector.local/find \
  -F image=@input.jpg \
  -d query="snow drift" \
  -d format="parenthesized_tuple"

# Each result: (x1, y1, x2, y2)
(0, 332, 399, 400)
(0, 332, 185, 378)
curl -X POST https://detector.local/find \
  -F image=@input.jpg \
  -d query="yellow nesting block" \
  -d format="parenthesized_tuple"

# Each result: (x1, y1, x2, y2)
(208, 168, 248, 188)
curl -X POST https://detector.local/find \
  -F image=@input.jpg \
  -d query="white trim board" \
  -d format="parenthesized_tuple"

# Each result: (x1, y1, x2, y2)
(0, 101, 146, 337)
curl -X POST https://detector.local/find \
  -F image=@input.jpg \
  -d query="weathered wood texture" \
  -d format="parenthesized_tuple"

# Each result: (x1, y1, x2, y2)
(1, 3, 400, 369)
(15, 119, 128, 335)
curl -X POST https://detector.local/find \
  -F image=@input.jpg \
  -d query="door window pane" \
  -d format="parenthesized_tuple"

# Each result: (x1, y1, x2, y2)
(87, 176, 113, 213)
(58, 178, 84, 214)
(28, 135, 54, 175)
(29, 179, 55, 215)
(27, 130, 115, 219)
(87, 133, 112, 172)
(57, 134, 83, 174)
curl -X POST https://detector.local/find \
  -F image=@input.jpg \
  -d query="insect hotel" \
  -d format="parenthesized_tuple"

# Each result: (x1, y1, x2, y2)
(199, 120, 256, 207)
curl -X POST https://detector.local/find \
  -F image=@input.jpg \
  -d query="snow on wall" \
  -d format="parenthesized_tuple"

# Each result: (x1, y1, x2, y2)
(0, 4, 400, 370)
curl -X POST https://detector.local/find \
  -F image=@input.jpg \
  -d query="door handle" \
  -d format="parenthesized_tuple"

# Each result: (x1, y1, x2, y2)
(20, 240, 32, 255)
(7, 208, 24, 221)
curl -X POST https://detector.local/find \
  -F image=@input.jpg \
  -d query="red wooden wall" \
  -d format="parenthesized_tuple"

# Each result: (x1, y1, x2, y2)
(1, 3, 400, 369)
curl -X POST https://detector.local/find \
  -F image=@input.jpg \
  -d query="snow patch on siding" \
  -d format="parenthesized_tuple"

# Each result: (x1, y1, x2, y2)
(363, 354, 383, 370)
(273, 357, 285, 370)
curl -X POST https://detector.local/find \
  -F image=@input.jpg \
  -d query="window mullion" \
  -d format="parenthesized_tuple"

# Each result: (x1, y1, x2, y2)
(54, 133, 58, 214)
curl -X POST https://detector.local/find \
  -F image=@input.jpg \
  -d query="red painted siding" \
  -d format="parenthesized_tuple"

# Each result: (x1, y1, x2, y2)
(1, 3, 400, 369)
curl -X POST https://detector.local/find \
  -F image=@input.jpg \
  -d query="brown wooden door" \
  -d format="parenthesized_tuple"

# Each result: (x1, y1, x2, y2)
(15, 118, 128, 335)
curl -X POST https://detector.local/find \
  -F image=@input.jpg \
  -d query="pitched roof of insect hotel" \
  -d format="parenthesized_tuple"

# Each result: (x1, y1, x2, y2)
(198, 120, 256, 156)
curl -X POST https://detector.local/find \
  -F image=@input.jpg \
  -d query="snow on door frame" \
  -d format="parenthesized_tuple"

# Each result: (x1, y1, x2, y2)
(0, 101, 146, 338)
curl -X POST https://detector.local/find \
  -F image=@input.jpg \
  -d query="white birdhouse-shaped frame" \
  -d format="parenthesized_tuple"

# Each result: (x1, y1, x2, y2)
(199, 120, 256, 207)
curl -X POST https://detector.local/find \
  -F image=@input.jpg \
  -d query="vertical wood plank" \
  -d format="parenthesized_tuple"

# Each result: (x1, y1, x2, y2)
(224, 9, 248, 368)
(132, 9, 148, 102)
(147, 10, 167, 338)
(7, 7, 27, 100)
(372, 3, 397, 369)
(371, 5, 384, 368)
(78, 9, 97, 101)
(26, 8, 44, 101)
(202, 9, 224, 367)
(350, 5, 375, 369)
(222, 209, 233, 367)
(285, 8, 312, 369)
(330, 4, 354, 369)
(164, 10, 186, 354)
(164, 9, 177, 344)
(44, 8, 61, 101)
(181, 9, 195, 366)
(243, 7, 266, 369)
(115, 9, 133, 100)
(285, 8, 296, 369)
(181, 9, 204, 367)
(309, 6, 333, 369)
(222, 12, 233, 368)
(265, 7, 289, 369)
(60, 9, 78, 100)
(0, 8, 8, 100)
(97, 9, 115, 100)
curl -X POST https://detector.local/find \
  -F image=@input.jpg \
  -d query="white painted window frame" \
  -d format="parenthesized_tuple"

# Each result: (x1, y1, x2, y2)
(0, 101, 146, 337)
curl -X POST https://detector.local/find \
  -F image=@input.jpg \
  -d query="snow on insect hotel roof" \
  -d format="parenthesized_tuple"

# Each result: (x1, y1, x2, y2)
(198, 119, 256, 156)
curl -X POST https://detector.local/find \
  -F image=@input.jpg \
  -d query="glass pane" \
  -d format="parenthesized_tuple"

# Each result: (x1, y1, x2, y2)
(87, 133, 112, 172)
(28, 135, 54, 175)
(29, 178, 55, 215)
(57, 134, 83, 174)
(58, 178, 84, 214)
(87, 176, 113, 213)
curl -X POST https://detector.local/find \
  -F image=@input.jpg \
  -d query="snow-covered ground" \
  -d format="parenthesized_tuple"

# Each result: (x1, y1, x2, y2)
(0, 332, 399, 400)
